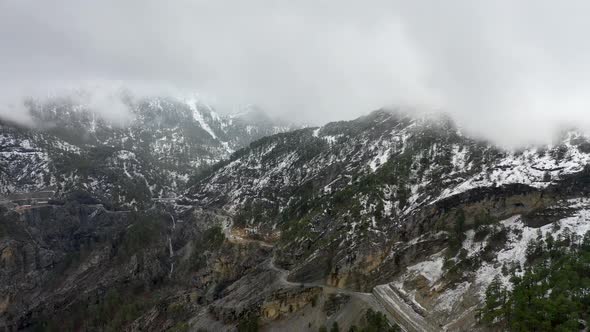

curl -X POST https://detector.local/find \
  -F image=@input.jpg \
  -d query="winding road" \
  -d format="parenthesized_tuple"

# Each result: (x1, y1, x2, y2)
(228, 231, 438, 332)
(266, 256, 437, 332)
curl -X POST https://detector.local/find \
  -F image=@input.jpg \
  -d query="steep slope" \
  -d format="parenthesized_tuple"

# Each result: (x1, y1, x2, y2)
(186, 109, 590, 330)
(190, 110, 590, 216)
(0, 94, 295, 208)
(3, 108, 590, 331)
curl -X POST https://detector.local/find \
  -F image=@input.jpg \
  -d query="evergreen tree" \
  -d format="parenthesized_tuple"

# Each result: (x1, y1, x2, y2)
(330, 322, 340, 332)
(480, 230, 590, 330)
(479, 275, 508, 326)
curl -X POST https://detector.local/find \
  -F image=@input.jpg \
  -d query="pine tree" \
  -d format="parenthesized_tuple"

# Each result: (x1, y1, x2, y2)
(482, 231, 590, 331)
(330, 322, 340, 332)
(479, 275, 507, 326)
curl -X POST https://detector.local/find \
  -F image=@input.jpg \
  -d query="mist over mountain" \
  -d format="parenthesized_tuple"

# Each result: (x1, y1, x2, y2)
(2, 2, 590, 332)
(2, 107, 590, 331)
(4, 1, 590, 146)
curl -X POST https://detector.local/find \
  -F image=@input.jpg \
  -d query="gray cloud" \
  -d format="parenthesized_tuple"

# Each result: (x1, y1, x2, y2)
(1, 0, 590, 145)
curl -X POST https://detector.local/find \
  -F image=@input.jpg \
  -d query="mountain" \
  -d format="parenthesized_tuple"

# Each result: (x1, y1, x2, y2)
(1, 108, 590, 331)
(185, 109, 590, 330)
(0, 94, 295, 208)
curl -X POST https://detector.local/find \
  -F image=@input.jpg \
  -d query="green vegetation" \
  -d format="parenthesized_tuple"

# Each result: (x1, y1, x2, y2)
(280, 217, 312, 243)
(117, 213, 164, 261)
(0, 220, 6, 238)
(474, 224, 492, 242)
(169, 322, 190, 332)
(447, 209, 467, 256)
(347, 309, 400, 332)
(200, 225, 226, 248)
(330, 322, 340, 332)
(237, 313, 259, 332)
(234, 200, 279, 228)
(473, 211, 495, 228)
(190, 225, 225, 270)
(186, 162, 229, 188)
(480, 225, 509, 262)
(479, 230, 590, 331)
(33, 287, 153, 332)
(363, 309, 401, 332)
(52, 145, 156, 209)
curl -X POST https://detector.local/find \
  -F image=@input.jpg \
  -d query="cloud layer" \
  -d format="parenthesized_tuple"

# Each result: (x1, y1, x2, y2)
(2, 0, 590, 145)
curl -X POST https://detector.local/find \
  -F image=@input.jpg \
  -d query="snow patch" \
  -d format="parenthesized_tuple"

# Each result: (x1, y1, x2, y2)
(186, 98, 218, 139)
(312, 128, 321, 137)
(407, 252, 445, 286)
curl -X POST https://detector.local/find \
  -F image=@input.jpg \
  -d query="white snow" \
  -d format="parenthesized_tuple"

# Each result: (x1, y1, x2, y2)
(385, 201, 590, 323)
(435, 281, 471, 312)
(437, 136, 590, 202)
(407, 251, 445, 286)
(369, 147, 391, 172)
(312, 128, 321, 137)
(117, 150, 136, 160)
(323, 135, 341, 145)
(472, 204, 590, 298)
(186, 98, 218, 139)
(221, 141, 233, 154)
(462, 229, 486, 258)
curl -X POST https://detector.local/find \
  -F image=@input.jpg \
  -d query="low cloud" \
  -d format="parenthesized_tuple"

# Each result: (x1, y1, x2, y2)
(0, 82, 135, 126)
(2, 0, 590, 146)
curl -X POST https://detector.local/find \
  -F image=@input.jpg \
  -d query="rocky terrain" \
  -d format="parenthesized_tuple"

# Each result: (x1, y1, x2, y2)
(1, 106, 590, 331)
(185, 109, 590, 330)
(0, 94, 294, 208)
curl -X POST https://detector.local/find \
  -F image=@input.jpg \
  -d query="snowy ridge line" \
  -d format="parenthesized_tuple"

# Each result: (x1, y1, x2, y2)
(436, 133, 590, 203)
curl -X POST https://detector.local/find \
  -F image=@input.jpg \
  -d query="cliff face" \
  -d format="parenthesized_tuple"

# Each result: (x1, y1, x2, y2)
(0, 202, 384, 332)
(0, 204, 166, 330)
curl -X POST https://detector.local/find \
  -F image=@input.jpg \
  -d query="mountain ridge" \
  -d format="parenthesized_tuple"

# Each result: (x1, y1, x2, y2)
(182, 108, 590, 329)
(0, 94, 299, 208)
(2, 106, 590, 331)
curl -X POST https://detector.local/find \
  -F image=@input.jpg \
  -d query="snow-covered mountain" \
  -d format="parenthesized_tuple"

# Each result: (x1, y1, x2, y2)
(185, 109, 590, 330)
(0, 94, 296, 207)
(188, 109, 590, 220)
(2, 107, 590, 331)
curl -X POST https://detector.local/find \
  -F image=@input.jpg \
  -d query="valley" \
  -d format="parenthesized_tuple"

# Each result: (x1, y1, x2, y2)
(1, 104, 590, 331)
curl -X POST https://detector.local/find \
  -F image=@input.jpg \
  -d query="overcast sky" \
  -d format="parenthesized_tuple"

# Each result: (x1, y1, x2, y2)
(2, 0, 590, 146)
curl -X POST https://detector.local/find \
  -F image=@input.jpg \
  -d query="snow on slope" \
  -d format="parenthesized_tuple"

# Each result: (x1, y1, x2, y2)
(438, 132, 590, 201)
(406, 250, 445, 286)
(0, 134, 51, 194)
(186, 97, 218, 140)
(377, 198, 590, 330)
(190, 109, 590, 229)
(434, 200, 590, 317)
(473, 201, 590, 296)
